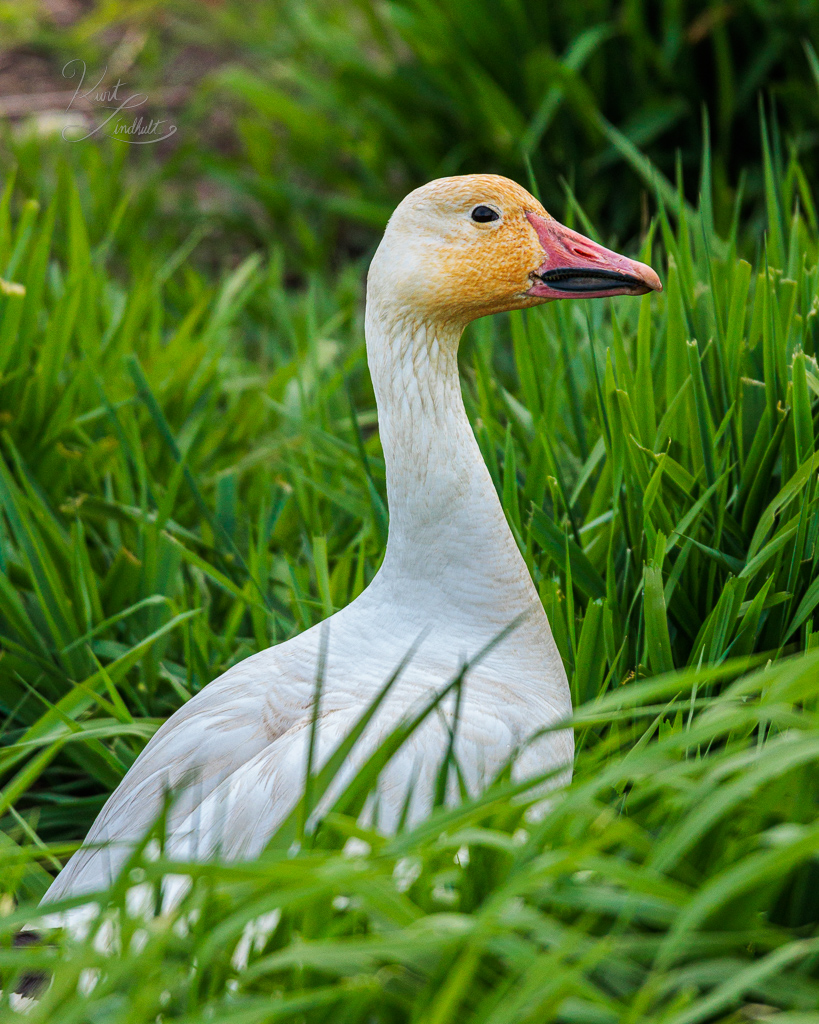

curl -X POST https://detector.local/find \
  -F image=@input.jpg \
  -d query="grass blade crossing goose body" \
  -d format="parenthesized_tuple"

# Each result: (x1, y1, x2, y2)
(42, 174, 661, 912)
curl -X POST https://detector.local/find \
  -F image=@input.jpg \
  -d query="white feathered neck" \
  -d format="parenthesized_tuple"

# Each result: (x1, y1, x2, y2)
(364, 299, 541, 633)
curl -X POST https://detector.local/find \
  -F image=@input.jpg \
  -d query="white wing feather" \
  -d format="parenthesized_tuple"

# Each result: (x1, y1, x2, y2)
(42, 643, 312, 902)
(43, 601, 571, 911)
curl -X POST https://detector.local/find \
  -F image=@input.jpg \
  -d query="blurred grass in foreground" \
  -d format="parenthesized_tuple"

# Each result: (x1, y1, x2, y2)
(0, 112, 819, 1017)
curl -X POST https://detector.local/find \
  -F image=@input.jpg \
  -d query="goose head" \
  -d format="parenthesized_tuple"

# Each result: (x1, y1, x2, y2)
(367, 173, 661, 330)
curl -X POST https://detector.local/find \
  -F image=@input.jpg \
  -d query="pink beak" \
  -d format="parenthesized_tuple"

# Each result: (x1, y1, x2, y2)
(525, 212, 662, 299)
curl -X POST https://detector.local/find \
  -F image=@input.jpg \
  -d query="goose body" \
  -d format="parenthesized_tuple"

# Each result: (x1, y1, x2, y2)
(43, 175, 660, 907)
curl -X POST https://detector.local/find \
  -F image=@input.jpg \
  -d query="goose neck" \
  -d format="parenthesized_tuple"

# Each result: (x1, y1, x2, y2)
(364, 306, 538, 620)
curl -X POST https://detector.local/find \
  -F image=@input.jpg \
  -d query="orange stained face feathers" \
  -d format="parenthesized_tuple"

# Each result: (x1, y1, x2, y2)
(368, 174, 661, 328)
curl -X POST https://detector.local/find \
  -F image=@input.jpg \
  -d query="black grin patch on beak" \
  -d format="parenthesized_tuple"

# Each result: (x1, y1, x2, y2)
(535, 268, 646, 292)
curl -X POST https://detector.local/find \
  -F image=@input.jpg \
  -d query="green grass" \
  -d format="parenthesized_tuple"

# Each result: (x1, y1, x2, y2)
(4, 1, 819, 265)
(1, 115, 819, 1019)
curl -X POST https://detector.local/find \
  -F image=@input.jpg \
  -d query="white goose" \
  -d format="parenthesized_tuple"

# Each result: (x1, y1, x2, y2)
(43, 174, 660, 907)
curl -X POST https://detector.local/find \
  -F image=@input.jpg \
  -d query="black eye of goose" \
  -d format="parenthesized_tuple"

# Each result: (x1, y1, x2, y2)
(471, 205, 500, 223)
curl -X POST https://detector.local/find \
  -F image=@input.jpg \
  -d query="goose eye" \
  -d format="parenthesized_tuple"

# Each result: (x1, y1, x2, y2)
(471, 205, 500, 223)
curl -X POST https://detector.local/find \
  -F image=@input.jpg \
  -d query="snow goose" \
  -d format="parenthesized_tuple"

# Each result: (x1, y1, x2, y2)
(42, 174, 660, 908)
